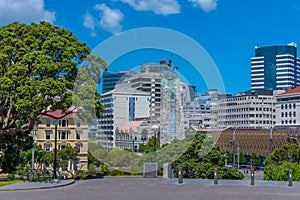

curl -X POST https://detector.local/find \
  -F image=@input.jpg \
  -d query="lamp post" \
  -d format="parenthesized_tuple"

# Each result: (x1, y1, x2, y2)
(132, 139, 135, 167)
(53, 120, 58, 179)
(232, 125, 242, 167)
(270, 125, 275, 155)
(31, 120, 38, 170)
(151, 125, 159, 162)
(237, 146, 240, 170)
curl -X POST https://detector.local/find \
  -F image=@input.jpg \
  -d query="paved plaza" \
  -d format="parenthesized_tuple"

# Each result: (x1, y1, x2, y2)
(1, 177, 300, 200)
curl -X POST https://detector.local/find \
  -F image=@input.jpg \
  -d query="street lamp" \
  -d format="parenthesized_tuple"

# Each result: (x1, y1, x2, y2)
(53, 120, 58, 179)
(151, 124, 159, 162)
(270, 125, 275, 155)
(237, 146, 240, 170)
(132, 138, 135, 167)
(31, 121, 38, 170)
(232, 125, 242, 167)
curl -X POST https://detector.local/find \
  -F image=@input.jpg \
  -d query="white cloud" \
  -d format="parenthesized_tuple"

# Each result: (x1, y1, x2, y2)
(83, 13, 97, 37)
(83, 4, 124, 36)
(96, 4, 124, 34)
(188, 0, 218, 12)
(116, 0, 181, 15)
(0, 0, 55, 25)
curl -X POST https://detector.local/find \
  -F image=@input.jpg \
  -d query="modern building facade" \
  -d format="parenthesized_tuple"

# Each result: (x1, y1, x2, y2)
(121, 63, 162, 125)
(275, 86, 300, 126)
(116, 62, 185, 144)
(96, 86, 150, 150)
(251, 42, 300, 90)
(183, 89, 231, 129)
(102, 70, 135, 93)
(217, 89, 281, 129)
(32, 110, 88, 171)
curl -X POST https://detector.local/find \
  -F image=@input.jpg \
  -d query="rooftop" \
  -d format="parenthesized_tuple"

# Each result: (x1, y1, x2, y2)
(117, 120, 144, 132)
(279, 86, 300, 95)
(40, 110, 77, 118)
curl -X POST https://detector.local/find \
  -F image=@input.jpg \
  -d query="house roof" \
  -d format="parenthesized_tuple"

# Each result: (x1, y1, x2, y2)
(118, 120, 144, 132)
(279, 86, 300, 95)
(40, 110, 77, 118)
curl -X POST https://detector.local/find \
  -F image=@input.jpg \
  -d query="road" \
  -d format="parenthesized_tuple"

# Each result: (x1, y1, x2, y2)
(1, 177, 300, 200)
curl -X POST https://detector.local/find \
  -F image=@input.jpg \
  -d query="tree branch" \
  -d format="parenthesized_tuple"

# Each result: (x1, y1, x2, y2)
(3, 97, 12, 129)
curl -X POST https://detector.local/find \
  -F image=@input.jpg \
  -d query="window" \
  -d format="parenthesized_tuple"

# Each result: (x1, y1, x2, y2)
(46, 120, 51, 127)
(60, 120, 68, 127)
(76, 120, 81, 127)
(76, 130, 81, 140)
(60, 131, 67, 140)
(45, 131, 51, 140)
(76, 144, 81, 153)
(44, 144, 51, 152)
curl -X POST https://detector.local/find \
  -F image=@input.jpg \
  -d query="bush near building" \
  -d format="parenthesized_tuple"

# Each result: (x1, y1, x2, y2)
(264, 144, 300, 181)
(172, 134, 244, 180)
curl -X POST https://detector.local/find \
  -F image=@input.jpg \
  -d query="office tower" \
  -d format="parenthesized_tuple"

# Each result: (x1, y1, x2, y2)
(251, 42, 300, 90)
(101, 70, 135, 93)
(96, 86, 150, 150)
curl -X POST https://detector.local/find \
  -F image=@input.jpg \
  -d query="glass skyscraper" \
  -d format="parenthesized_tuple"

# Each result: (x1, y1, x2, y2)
(251, 42, 300, 90)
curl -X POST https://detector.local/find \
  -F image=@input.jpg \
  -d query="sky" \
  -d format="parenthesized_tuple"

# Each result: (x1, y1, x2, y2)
(1, 0, 300, 95)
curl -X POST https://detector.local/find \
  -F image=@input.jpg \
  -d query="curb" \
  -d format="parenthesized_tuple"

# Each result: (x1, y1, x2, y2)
(0, 179, 76, 191)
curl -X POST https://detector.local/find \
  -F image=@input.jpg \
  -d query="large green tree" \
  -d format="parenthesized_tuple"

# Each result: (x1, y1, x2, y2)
(0, 22, 106, 141)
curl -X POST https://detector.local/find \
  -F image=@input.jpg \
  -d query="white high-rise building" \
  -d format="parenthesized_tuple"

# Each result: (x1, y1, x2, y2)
(96, 86, 150, 150)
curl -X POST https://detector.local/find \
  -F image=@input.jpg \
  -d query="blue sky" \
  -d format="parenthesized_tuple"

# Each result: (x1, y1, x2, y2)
(1, 0, 300, 95)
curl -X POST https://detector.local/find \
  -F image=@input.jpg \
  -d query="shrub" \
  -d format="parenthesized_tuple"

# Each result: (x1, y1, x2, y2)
(109, 169, 130, 176)
(218, 167, 244, 180)
(264, 162, 300, 181)
(76, 170, 88, 180)
(7, 173, 15, 180)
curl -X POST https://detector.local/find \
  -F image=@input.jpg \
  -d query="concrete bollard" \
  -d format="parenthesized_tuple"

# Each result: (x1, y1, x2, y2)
(214, 168, 218, 185)
(163, 163, 169, 179)
(250, 169, 255, 186)
(288, 169, 293, 187)
(178, 167, 183, 184)
(169, 164, 173, 179)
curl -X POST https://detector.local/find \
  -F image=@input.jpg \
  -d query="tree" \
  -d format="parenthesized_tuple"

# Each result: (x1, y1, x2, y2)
(88, 141, 107, 166)
(250, 153, 261, 166)
(265, 144, 300, 166)
(0, 130, 33, 173)
(238, 152, 247, 165)
(0, 21, 106, 141)
(264, 144, 300, 181)
(104, 148, 136, 168)
(138, 137, 160, 153)
(172, 134, 244, 180)
(46, 146, 78, 170)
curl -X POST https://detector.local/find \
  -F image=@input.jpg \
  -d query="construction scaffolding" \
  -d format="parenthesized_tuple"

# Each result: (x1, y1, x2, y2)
(160, 59, 184, 144)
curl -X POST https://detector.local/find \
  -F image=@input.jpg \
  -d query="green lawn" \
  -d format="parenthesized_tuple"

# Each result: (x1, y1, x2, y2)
(0, 179, 22, 187)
